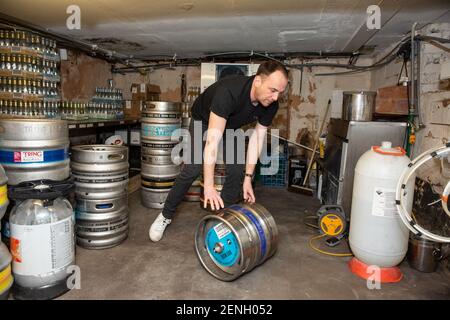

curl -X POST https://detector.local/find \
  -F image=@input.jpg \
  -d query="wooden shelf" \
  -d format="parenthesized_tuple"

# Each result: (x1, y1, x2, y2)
(67, 117, 140, 130)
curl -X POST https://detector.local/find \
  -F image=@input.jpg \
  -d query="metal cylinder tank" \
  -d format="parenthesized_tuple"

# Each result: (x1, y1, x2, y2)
(141, 101, 181, 141)
(195, 203, 278, 281)
(0, 119, 70, 185)
(71, 145, 129, 249)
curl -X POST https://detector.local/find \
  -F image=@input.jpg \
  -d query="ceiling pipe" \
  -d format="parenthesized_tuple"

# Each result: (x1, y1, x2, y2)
(0, 12, 136, 65)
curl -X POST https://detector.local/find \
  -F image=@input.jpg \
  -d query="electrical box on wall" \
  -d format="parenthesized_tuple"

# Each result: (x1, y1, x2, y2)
(200, 63, 260, 92)
(430, 99, 450, 126)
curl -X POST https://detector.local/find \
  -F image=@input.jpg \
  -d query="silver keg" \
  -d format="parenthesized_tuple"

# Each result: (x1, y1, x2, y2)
(184, 177, 201, 202)
(71, 145, 129, 200)
(141, 161, 180, 181)
(141, 185, 173, 209)
(0, 119, 70, 185)
(140, 102, 182, 209)
(141, 140, 179, 157)
(71, 145, 129, 249)
(75, 194, 129, 249)
(141, 101, 182, 141)
(195, 203, 278, 281)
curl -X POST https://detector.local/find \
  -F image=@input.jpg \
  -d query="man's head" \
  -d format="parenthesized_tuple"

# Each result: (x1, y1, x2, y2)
(252, 61, 289, 107)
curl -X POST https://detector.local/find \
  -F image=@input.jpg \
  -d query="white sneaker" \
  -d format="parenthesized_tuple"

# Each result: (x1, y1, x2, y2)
(149, 213, 172, 242)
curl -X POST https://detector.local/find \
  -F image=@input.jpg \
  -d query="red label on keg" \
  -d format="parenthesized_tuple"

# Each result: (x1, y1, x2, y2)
(14, 151, 44, 163)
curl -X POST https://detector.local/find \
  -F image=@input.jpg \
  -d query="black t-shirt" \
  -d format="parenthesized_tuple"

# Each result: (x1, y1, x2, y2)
(191, 75, 278, 129)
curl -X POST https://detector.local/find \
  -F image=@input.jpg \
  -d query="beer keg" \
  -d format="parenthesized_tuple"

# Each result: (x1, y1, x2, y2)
(141, 101, 181, 141)
(71, 145, 129, 249)
(0, 119, 70, 185)
(141, 177, 175, 209)
(75, 192, 128, 249)
(71, 145, 129, 200)
(195, 203, 278, 281)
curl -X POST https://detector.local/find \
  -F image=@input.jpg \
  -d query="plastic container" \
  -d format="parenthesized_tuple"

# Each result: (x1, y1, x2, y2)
(349, 141, 415, 267)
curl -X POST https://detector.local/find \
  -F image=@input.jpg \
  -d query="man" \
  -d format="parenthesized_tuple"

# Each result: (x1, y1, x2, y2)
(149, 60, 289, 242)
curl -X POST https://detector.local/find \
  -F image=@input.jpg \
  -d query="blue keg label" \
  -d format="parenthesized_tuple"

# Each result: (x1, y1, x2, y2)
(141, 124, 180, 138)
(205, 222, 239, 267)
(0, 149, 68, 164)
(229, 205, 267, 262)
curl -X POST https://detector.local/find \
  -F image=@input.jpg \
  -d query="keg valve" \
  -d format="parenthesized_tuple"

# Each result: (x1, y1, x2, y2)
(213, 242, 224, 254)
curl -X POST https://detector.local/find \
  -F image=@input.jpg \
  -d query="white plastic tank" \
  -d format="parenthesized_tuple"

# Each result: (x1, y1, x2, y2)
(349, 141, 415, 267)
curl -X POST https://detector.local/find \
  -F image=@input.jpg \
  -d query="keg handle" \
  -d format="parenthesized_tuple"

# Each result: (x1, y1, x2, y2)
(95, 203, 114, 210)
(108, 154, 125, 161)
(147, 103, 156, 109)
(433, 247, 443, 261)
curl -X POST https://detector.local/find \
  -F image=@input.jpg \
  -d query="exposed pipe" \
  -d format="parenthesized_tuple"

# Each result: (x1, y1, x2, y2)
(417, 33, 424, 129)
(416, 35, 450, 44)
(0, 13, 135, 65)
(410, 22, 417, 125)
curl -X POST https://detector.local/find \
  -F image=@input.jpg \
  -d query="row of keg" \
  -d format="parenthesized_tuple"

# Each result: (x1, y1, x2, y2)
(140, 101, 182, 208)
(0, 119, 129, 299)
(140, 101, 227, 209)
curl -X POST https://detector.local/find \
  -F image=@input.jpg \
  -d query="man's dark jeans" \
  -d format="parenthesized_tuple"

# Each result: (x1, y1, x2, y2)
(161, 120, 245, 219)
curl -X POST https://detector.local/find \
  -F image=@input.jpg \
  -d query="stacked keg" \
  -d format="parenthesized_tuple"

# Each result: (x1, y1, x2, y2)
(180, 101, 202, 202)
(71, 145, 129, 249)
(140, 101, 182, 209)
(0, 119, 70, 185)
(0, 118, 74, 299)
(0, 118, 70, 246)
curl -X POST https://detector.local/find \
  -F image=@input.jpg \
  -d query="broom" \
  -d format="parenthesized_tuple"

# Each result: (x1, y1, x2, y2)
(290, 99, 331, 195)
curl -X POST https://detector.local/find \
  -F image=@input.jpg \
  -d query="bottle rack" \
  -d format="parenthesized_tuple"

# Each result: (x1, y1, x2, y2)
(0, 29, 61, 119)
(89, 86, 124, 120)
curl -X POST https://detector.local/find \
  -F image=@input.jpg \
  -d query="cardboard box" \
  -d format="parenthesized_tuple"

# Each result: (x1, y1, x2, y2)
(124, 100, 142, 117)
(375, 85, 409, 115)
(131, 83, 161, 101)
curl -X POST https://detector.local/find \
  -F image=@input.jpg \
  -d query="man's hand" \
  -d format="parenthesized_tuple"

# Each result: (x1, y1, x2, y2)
(203, 186, 224, 211)
(242, 177, 256, 204)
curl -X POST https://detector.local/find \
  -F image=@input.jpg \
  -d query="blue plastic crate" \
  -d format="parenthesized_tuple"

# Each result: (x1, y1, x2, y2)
(259, 153, 288, 187)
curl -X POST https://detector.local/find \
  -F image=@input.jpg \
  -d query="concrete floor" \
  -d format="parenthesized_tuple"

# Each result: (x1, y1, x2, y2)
(61, 185, 450, 300)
